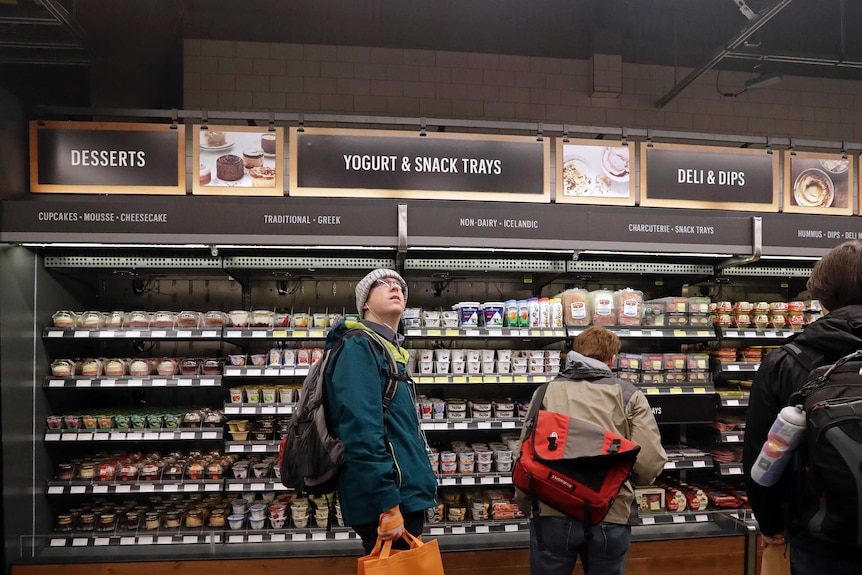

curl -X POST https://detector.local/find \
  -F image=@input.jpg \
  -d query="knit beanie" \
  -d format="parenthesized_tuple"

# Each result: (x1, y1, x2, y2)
(355, 269, 408, 315)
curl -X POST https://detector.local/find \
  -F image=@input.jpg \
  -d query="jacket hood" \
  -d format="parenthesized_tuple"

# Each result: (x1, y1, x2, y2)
(558, 350, 614, 380)
(791, 305, 862, 358)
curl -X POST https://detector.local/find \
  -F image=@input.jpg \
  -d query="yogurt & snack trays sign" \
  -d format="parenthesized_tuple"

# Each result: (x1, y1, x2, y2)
(289, 127, 550, 202)
(640, 143, 778, 212)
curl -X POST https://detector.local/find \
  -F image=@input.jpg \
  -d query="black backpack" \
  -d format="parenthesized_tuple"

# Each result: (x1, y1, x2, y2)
(787, 348, 862, 546)
(278, 328, 402, 497)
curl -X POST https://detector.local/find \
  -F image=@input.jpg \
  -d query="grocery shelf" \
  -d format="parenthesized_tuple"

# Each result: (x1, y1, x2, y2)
(640, 385, 715, 396)
(44, 429, 223, 442)
(45, 533, 223, 548)
(420, 418, 523, 431)
(413, 374, 555, 385)
(224, 441, 281, 454)
(223, 366, 309, 377)
(663, 455, 713, 471)
(223, 403, 295, 416)
(424, 520, 528, 536)
(225, 481, 290, 492)
(222, 328, 329, 340)
(716, 462, 745, 476)
(569, 327, 716, 339)
(718, 394, 750, 408)
(635, 511, 718, 527)
(436, 473, 513, 487)
(44, 376, 222, 388)
(43, 327, 223, 340)
(720, 362, 761, 373)
(719, 430, 745, 443)
(47, 480, 223, 495)
(718, 328, 797, 339)
(405, 327, 566, 339)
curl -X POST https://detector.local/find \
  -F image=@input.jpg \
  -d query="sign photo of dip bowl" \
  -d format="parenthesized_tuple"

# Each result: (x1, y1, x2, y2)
(600, 146, 630, 183)
(561, 156, 594, 196)
(793, 167, 834, 208)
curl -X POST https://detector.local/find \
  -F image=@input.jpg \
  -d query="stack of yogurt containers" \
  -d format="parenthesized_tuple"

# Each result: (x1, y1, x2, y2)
(411, 348, 565, 375)
(502, 297, 564, 328)
(428, 439, 516, 475)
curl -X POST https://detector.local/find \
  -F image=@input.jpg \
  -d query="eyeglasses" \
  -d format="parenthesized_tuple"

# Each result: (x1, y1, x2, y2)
(375, 278, 403, 291)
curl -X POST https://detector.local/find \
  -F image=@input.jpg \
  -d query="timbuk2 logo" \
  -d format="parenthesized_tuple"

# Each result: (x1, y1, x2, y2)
(548, 472, 575, 491)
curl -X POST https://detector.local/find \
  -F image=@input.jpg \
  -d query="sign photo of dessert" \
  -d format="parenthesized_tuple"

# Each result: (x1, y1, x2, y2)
(555, 139, 636, 205)
(192, 125, 284, 196)
(782, 151, 852, 215)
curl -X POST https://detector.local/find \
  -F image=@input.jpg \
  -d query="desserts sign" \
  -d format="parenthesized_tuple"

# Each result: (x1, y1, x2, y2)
(641, 143, 778, 212)
(30, 121, 186, 195)
(289, 127, 550, 202)
(192, 125, 285, 196)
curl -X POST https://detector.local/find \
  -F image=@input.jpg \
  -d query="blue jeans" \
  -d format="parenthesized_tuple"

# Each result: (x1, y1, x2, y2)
(791, 542, 862, 575)
(530, 516, 631, 575)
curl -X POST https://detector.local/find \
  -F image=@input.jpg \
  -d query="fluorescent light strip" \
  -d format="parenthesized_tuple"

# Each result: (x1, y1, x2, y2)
(759, 255, 821, 261)
(408, 246, 576, 255)
(21, 243, 209, 249)
(581, 250, 733, 258)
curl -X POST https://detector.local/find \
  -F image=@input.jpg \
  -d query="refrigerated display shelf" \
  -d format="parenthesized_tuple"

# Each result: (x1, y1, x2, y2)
(223, 403, 295, 416)
(716, 462, 744, 476)
(405, 327, 566, 338)
(222, 328, 329, 340)
(223, 366, 309, 377)
(45, 429, 223, 442)
(635, 511, 719, 526)
(44, 376, 222, 388)
(570, 327, 716, 339)
(43, 328, 223, 340)
(420, 418, 523, 431)
(413, 374, 556, 385)
(436, 473, 513, 487)
(718, 394, 750, 408)
(640, 385, 716, 396)
(663, 456, 713, 471)
(720, 362, 760, 373)
(719, 430, 745, 443)
(224, 441, 281, 454)
(46, 479, 224, 495)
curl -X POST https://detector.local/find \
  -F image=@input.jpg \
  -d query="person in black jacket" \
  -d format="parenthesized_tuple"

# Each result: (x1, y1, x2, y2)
(743, 240, 862, 574)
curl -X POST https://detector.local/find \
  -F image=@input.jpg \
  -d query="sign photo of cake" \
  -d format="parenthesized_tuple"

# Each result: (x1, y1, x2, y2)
(192, 125, 284, 196)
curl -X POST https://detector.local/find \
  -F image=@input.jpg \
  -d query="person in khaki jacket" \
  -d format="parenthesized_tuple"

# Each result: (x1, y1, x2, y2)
(516, 326, 667, 575)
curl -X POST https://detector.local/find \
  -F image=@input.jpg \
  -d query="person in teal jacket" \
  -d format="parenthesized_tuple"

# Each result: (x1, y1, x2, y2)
(324, 268, 437, 554)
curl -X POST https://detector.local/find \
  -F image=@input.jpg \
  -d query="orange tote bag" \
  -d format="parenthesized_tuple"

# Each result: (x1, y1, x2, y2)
(357, 533, 444, 575)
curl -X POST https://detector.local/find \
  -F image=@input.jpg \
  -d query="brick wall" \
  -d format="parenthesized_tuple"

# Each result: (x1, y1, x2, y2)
(184, 39, 862, 142)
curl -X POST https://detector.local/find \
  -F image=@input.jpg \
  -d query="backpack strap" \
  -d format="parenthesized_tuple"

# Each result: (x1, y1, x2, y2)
(784, 342, 825, 373)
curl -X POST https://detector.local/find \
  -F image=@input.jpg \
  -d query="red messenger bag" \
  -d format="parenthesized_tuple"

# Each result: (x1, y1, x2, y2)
(513, 381, 641, 525)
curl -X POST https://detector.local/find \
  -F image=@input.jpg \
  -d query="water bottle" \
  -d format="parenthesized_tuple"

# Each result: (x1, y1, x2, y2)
(751, 405, 807, 487)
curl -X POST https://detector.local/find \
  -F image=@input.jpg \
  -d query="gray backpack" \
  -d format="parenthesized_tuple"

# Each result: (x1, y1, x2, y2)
(278, 328, 401, 496)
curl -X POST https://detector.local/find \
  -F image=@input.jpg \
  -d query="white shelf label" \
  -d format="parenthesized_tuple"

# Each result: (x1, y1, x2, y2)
(180, 432, 195, 440)
(127, 432, 142, 440)
(261, 407, 276, 415)
(183, 483, 200, 492)
(159, 432, 174, 440)
(465, 329, 480, 336)
(177, 379, 192, 387)
(72, 538, 88, 547)
(47, 331, 63, 338)
(116, 485, 131, 493)
(100, 331, 115, 338)
(454, 423, 468, 430)
(729, 467, 742, 475)
(48, 379, 65, 387)
(94, 537, 109, 546)
(120, 536, 137, 545)
(201, 378, 217, 386)
(478, 422, 491, 429)
(480, 477, 494, 485)
(727, 365, 740, 372)
(726, 399, 740, 407)
(152, 379, 168, 387)
(640, 516, 656, 525)
(502, 421, 516, 429)
(137, 535, 153, 545)
(241, 407, 256, 415)
(128, 379, 143, 387)
(73, 331, 90, 338)
(252, 331, 267, 338)
(228, 483, 243, 491)
(461, 477, 475, 485)
(162, 484, 178, 492)
(430, 527, 445, 536)
(49, 539, 66, 547)
(227, 535, 243, 544)
(248, 369, 261, 377)
(157, 536, 174, 544)
(270, 534, 286, 542)
(177, 330, 192, 338)
(183, 535, 200, 544)
(94, 433, 109, 441)
(70, 486, 86, 495)
(452, 526, 466, 534)
(475, 525, 490, 534)
(101, 379, 116, 387)
(744, 331, 756, 337)
(664, 462, 677, 469)
(696, 514, 709, 522)
(247, 534, 263, 543)
(225, 369, 241, 376)
(252, 444, 267, 453)
(202, 330, 218, 338)
(672, 515, 686, 523)
(251, 483, 266, 491)
(406, 329, 421, 336)
(45, 434, 61, 442)
(93, 485, 108, 494)
(226, 330, 241, 338)
(225, 406, 240, 414)
(693, 460, 707, 468)
(504, 524, 519, 532)
(629, 330, 643, 337)
(291, 533, 307, 541)
(726, 435, 740, 443)
(144, 433, 159, 441)
(151, 330, 167, 337)
(334, 532, 350, 540)
(61, 433, 77, 441)
(125, 330, 141, 338)
(205, 483, 221, 492)
(48, 486, 65, 495)
(76, 380, 92, 388)
(202, 432, 218, 440)
(765, 331, 777, 338)
(139, 484, 155, 493)
(227, 445, 244, 453)
(311, 532, 326, 541)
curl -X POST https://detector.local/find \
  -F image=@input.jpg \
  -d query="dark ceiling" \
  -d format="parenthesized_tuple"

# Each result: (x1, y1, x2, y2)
(1, 0, 860, 108)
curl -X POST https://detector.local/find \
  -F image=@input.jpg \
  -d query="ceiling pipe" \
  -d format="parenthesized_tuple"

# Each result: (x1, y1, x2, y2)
(725, 50, 862, 70)
(40, 0, 93, 55)
(655, 0, 792, 109)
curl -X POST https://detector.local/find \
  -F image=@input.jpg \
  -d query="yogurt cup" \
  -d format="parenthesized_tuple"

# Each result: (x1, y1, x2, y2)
(450, 349, 466, 362)
(434, 349, 450, 362)
(227, 514, 245, 530)
(451, 361, 465, 374)
(481, 302, 505, 327)
(435, 361, 450, 374)
(453, 302, 480, 327)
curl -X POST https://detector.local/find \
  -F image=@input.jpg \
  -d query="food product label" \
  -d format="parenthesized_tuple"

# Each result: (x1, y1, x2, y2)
(622, 298, 639, 318)
(570, 302, 586, 320)
(595, 298, 612, 316)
